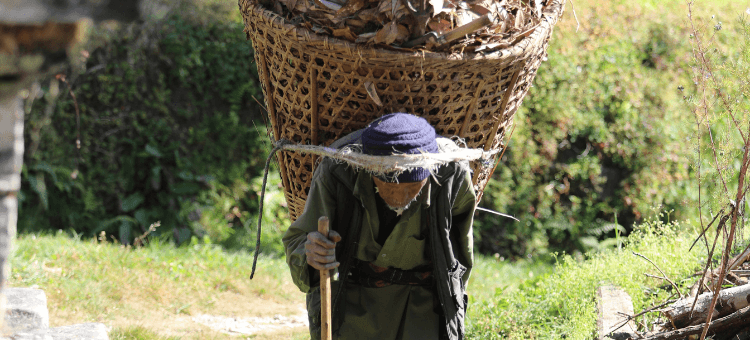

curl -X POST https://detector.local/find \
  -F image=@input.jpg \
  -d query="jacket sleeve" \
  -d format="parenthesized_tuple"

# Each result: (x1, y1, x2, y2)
(451, 170, 477, 287)
(281, 161, 338, 293)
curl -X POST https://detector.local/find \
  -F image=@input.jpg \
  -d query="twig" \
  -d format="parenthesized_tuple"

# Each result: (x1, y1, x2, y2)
(633, 251, 684, 298)
(690, 216, 724, 318)
(475, 207, 519, 221)
(641, 305, 750, 340)
(689, 207, 725, 251)
(728, 240, 750, 271)
(566, 0, 580, 32)
(644, 273, 668, 281)
(133, 221, 160, 247)
(697, 116, 708, 253)
(700, 124, 750, 340)
(56, 74, 82, 177)
(707, 127, 730, 196)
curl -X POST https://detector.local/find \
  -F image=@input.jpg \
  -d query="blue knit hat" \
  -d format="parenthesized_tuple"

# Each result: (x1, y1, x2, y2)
(362, 113, 438, 183)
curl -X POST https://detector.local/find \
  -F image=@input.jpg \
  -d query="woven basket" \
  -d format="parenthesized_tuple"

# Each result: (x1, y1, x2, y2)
(240, 0, 565, 221)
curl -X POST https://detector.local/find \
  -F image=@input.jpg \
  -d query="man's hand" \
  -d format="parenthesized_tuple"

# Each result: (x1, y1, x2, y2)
(305, 230, 342, 271)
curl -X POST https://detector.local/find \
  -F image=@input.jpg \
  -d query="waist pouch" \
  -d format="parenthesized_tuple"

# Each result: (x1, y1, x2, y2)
(347, 260, 433, 288)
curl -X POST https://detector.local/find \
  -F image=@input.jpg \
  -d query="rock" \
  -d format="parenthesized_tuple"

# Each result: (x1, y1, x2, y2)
(597, 285, 638, 340)
(4, 288, 49, 332)
(0, 323, 109, 340)
(8, 329, 53, 340)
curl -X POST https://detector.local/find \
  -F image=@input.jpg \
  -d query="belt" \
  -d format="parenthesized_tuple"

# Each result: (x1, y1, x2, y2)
(347, 259, 433, 288)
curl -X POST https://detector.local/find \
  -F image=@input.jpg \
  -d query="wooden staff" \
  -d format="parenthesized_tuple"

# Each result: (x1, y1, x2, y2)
(318, 216, 332, 340)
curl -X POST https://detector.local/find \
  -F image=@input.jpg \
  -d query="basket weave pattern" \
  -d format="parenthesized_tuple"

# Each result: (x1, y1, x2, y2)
(240, 0, 565, 221)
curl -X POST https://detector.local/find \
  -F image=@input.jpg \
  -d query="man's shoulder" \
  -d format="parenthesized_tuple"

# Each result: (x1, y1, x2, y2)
(315, 156, 358, 189)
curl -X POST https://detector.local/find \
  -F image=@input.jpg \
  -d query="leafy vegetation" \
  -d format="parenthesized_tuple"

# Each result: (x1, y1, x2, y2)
(467, 218, 708, 339)
(474, 1, 747, 258)
(466, 5, 750, 339)
(20, 2, 290, 254)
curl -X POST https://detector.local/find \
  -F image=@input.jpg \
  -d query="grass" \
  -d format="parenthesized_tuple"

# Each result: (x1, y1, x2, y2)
(467, 218, 716, 339)
(9, 220, 719, 340)
(10, 232, 307, 339)
(9, 231, 556, 339)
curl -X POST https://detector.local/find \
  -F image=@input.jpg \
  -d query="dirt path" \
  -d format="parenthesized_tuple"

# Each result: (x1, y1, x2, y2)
(191, 310, 308, 336)
(73, 290, 310, 339)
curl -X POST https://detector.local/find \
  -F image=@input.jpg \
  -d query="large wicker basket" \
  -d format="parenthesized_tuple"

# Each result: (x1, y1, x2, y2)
(239, 0, 565, 221)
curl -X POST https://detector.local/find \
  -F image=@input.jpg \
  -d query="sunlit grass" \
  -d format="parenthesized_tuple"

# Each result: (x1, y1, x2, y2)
(10, 232, 307, 339)
(9, 232, 558, 339)
(467, 219, 712, 339)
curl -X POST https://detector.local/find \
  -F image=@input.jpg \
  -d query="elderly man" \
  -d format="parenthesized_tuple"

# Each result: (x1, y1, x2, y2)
(282, 113, 476, 340)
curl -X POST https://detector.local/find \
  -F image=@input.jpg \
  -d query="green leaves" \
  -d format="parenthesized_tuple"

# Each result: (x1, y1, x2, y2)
(475, 16, 694, 258)
(144, 144, 163, 158)
(94, 216, 139, 235)
(18, 12, 270, 246)
(121, 193, 145, 212)
(28, 173, 48, 210)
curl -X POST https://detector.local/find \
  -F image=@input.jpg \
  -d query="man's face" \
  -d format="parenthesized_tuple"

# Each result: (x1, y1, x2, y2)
(372, 176, 428, 213)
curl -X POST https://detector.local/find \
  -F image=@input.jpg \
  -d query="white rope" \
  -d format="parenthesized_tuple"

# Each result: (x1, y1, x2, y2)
(276, 139, 499, 175)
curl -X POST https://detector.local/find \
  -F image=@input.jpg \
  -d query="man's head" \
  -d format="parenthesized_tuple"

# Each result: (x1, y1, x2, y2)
(362, 113, 437, 213)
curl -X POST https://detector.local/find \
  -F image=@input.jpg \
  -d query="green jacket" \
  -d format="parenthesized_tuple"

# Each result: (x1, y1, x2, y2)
(282, 135, 476, 340)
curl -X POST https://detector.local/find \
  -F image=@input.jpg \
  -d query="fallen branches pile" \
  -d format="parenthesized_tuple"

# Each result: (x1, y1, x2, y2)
(610, 251, 750, 340)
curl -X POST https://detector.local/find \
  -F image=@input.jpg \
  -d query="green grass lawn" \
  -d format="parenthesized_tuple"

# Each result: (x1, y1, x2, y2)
(9, 232, 557, 339)
(10, 218, 719, 340)
(10, 232, 306, 339)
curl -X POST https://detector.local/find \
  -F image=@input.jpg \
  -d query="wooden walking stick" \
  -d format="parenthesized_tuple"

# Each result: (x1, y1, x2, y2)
(318, 216, 332, 340)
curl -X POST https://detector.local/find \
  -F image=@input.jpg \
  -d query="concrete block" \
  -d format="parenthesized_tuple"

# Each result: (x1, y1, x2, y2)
(0, 196, 17, 300)
(0, 96, 23, 192)
(7, 329, 52, 340)
(597, 285, 637, 340)
(4, 288, 49, 332)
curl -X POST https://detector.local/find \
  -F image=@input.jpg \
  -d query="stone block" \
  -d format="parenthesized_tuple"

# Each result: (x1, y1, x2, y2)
(4, 288, 49, 332)
(7, 328, 52, 340)
(597, 285, 637, 340)
(0, 97, 22, 191)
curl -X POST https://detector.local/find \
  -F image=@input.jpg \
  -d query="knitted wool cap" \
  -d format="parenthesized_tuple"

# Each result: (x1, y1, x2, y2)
(361, 113, 438, 183)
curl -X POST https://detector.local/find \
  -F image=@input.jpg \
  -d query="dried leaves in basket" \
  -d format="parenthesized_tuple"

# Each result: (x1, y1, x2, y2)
(258, 0, 547, 53)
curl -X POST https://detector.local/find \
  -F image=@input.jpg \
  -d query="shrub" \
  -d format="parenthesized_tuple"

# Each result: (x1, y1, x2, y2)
(19, 8, 290, 253)
(474, 5, 695, 258)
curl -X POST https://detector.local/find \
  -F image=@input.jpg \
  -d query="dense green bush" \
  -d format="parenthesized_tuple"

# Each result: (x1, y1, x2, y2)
(20, 9, 290, 253)
(474, 7, 696, 258)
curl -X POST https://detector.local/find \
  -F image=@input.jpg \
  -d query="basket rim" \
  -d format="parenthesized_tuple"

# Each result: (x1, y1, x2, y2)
(242, 0, 565, 62)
